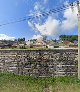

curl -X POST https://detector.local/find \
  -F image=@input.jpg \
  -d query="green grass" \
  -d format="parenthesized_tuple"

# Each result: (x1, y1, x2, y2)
(0, 48, 49, 50)
(0, 73, 80, 92)
(0, 48, 78, 51)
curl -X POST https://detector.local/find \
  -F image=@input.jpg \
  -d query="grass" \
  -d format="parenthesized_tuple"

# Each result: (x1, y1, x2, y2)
(0, 48, 78, 51)
(0, 73, 80, 92)
(0, 48, 49, 51)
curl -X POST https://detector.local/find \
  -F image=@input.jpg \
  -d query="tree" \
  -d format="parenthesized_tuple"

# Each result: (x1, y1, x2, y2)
(43, 35, 47, 42)
(59, 35, 78, 42)
(18, 38, 25, 42)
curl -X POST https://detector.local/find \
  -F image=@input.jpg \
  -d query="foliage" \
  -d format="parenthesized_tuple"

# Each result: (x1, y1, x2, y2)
(60, 35, 78, 42)
(18, 37, 25, 42)
(0, 73, 80, 92)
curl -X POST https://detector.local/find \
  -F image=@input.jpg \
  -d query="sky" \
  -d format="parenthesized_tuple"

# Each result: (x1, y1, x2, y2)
(0, 0, 78, 40)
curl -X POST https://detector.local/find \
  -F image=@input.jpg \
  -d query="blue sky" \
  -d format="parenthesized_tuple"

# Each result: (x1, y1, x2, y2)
(0, 0, 78, 40)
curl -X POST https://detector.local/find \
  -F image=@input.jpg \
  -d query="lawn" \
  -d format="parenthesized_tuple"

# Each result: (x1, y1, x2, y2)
(0, 73, 80, 92)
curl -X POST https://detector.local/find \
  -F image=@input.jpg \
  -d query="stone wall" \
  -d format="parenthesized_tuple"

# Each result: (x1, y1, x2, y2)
(0, 49, 78, 77)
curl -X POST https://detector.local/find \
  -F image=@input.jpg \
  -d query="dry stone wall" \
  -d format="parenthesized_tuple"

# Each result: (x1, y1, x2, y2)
(0, 49, 78, 77)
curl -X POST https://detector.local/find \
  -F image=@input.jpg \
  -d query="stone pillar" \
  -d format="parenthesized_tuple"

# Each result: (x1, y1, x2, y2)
(78, 15, 80, 79)
(77, 1, 80, 79)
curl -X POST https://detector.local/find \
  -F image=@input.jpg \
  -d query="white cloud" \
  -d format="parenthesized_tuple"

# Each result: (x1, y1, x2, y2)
(29, 0, 47, 18)
(35, 16, 60, 38)
(61, 6, 78, 33)
(44, 0, 48, 4)
(0, 34, 15, 41)
(28, 1, 78, 39)
(32, 34, 43, 41)
(34, 2, 41, 11)
(28, 21, 38, 32)
(28, 21, 35, 30)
